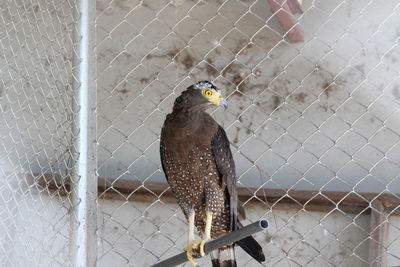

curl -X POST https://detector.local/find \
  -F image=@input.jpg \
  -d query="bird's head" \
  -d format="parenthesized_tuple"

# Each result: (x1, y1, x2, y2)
(173, 81, 228, 112)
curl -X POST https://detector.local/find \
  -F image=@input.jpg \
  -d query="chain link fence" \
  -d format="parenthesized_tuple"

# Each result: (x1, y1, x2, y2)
(0, 0, 80, 266)
(96, 0, 400, 266)
(1, 0, 400, 266)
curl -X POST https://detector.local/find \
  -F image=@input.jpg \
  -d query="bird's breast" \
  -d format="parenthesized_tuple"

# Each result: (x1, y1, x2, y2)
(162, 143, 219, 206)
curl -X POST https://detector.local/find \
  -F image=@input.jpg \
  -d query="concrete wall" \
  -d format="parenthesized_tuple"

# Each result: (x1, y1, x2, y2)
(0, 0, 75, 176)
(96, 0, 400, 193)
(0, 1, 75, 266)
(94, 0, 400, 265)
(3, 194, 400, 266)
(97, 198, 372, 267)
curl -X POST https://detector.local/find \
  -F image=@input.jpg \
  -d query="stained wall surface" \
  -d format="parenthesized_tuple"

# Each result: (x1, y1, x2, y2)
(3, 193, 400, 266)
(94, 0, 400, 265)
(96, 0, 400, 194)
(0, 1, 76, 266)
(0, 0, 399, 266)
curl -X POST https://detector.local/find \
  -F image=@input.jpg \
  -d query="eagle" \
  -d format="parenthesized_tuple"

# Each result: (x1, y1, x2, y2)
(160, 81, 265, 266)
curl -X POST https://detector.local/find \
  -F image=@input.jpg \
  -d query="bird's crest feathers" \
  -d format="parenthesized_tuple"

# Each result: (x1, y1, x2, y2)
(193, 80, 219, 91)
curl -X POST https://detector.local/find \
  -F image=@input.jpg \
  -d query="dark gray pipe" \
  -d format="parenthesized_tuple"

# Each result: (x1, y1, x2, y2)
(151, 219, 269, 267)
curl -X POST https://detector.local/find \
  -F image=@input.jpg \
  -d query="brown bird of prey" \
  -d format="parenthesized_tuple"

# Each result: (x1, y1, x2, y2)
(160, 81, 265, 266)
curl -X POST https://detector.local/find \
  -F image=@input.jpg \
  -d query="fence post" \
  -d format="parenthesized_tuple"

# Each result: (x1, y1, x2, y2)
(71, 0, 97, 266)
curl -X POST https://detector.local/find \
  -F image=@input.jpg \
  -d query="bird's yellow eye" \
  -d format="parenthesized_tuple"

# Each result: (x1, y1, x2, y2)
(203, 89, 213, 97)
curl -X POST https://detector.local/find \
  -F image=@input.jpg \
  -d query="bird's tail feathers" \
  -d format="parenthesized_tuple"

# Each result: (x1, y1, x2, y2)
(211, 245, 237, 267)
(235, 221, 265, 263)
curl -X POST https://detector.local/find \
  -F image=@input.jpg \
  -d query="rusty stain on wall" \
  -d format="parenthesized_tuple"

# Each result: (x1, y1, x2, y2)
(233, 127, 240, 144)
(177, 51, 195, 70)
(117, 88, 129, 94)
(292, 92, 307, 103)
(271, 95, 282, 111)
(323, 83, 335, 97)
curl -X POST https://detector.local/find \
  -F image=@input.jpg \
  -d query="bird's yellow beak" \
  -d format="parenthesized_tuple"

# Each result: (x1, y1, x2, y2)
(219, 98, 228, 109)
(209, 94, 228, 109)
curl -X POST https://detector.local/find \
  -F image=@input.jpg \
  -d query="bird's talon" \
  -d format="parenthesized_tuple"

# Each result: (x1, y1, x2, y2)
(184, 241, 203, 265)
(185, 249, 197, 266)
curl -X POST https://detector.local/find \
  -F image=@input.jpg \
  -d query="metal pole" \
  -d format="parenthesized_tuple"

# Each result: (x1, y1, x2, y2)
(71, 0, 97, 266)
(151, 219, 269, 267)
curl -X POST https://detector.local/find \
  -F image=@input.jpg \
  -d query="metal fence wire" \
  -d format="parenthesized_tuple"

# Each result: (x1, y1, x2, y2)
(0, 1, 97, 266)
(0, 0, 74, 266)
(1, 0, 400, 266)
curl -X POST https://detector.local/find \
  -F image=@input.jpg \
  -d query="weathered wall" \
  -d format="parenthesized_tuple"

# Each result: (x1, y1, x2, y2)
(97, 198, 373, 267)
(94, 0, 400, 265)
(0, 1, 75, 266)
(0, 0, 75, 176)
(0, 0, 400, 266)
(6, 194, 400, 267)
(96, 0, 400, 193)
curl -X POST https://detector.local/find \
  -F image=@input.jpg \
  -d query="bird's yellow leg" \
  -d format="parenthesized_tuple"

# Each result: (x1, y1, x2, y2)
(184, 212, 199, 266)
(188, 212, 195, 244)
(184, 211, 213, 265)
(199, 211, 213, 257)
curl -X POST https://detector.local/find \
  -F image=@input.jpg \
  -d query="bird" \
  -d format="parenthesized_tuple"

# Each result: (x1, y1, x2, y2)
(160, 81, 265, 266)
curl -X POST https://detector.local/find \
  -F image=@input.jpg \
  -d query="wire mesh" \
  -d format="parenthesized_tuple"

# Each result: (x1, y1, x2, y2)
(2, 0, 400, 266)
(0, 1, 89, 266)
(95, 0, 400, 266)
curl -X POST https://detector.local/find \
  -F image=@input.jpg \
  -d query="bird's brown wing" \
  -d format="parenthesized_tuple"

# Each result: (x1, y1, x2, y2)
(211, 125, 244, 230)
(160, 127, 169, 183)
(160, 146, 168, 182)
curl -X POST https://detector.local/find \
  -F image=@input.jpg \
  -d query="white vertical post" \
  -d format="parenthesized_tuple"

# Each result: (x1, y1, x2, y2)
(71, 0, 97, 266)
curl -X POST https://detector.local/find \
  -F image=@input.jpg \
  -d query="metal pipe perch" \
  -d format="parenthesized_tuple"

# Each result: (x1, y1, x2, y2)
(151, 219, 269, 267)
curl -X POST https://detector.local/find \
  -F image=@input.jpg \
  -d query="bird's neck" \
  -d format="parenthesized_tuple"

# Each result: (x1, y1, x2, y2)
(164, 110, 216, 148)
(172, 109, 204, 124)
(173, 103, 210, 113)
(168, 110, 209, 139)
